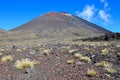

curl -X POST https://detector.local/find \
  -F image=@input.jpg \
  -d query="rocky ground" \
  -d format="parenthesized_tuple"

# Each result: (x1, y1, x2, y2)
(80, 33, 120, 41)
(0, 41, 120, 80)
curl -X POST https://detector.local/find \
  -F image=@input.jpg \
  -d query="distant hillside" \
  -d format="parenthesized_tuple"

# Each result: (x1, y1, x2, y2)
(10, 12, 111, 39)
(0, 28, 8, 35)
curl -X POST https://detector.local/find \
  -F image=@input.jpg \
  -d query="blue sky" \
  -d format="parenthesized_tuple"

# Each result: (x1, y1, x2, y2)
(0, 0, 120, 32)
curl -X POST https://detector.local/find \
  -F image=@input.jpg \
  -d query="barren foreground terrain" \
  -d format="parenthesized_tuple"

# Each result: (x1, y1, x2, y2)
(0, 40, 120, 80)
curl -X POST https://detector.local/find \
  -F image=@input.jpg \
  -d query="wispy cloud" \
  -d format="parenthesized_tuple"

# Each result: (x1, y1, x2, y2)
(100, 0, 104, 2)
(75, 0, 112, 24)
(98, 10, 111, 23)
(99, 0, 111, 23)
(100, 0, 109, 10)
(76, 5, 96, 21)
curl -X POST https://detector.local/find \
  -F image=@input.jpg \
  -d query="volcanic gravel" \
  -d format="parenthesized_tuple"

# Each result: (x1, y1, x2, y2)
(0, 43, 120, 80)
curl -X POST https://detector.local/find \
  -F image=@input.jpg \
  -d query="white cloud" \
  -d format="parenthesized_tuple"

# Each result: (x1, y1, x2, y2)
(100, 0, 105, 2)
(100, 0, 108, 8)
(99, 0, 111, 23)
(98, 10, 111, 23)
(76, 5, 96, 21)
(105, 3, 108, 8)
(75, 0, 112, 24)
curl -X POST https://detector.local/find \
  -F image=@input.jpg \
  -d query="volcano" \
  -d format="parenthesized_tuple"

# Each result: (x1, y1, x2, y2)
(11, 12, 111, 39)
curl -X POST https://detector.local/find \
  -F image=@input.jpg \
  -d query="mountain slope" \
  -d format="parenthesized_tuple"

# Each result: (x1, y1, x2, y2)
(11, 12, 111, 39)
(0, 28, 8, 35)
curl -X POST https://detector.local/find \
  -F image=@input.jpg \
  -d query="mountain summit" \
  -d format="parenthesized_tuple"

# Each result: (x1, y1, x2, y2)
(11, 12, 111, 38)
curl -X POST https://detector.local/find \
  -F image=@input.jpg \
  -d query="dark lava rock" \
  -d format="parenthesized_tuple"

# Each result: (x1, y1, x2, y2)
(114, 72, 120, 78)
(73, 33, 120, 41)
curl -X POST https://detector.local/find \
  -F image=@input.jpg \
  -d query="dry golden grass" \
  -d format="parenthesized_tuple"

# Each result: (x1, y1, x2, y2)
(1, 55, 13, 62)
(0, 53, 2, 56)
(30, 50, 35, 55)
(95, 61, 112, 68)
(15, 58, 34, 70)
(104, 62, 112, 68)
(66, 59, 74, 64)
(102, 48, 109, 55)
(43, 49, 51, 55)
(22, 47, 27, 51)
(105, 67, 117, 74)
(74, 53, 82, 58)
(0, 49, 5, 53)
(33, 61, 41, 66)
(95, 61, 106, 67)
(17, 49, 22, 52)
(68, 49, 77, 54)
(87, 69, 97, 77)
(80, 56, 91, 62)
(95, 61, 116, 74)
(84, 47, 91, 50)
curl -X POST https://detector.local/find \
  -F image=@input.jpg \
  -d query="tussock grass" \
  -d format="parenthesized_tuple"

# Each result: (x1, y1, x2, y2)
(80, 56, 91, 62)
(84, 47, 90, 50)
(87, 69, 97, 77)
(0, 53, 2, 56)
(33, 61, 41, 66)
(1, 55, 13, 62)
(68, 49, 77, 54)
(95, 61, 106, 67)
(30, 50, 35, 55)
(0, 49, 5, 53)
(102, 48, 109, 55)
(17, 49, 22, 52)
(96, 61, 116, 74)
(95, 61, 112, 68)
(15, 58, 34, 70)
(43, 49, 51, 55)
(74, 53, 82, 58)
(105, 67, 117, 74)
(66, 59, 74, 64)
